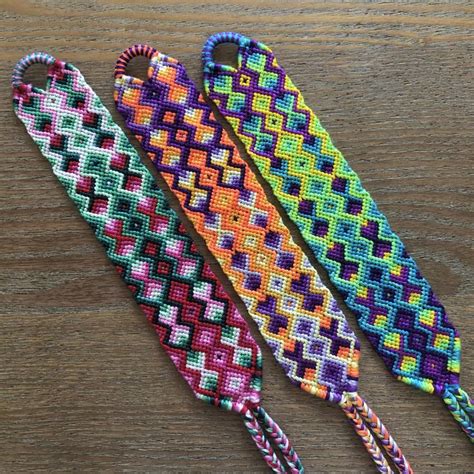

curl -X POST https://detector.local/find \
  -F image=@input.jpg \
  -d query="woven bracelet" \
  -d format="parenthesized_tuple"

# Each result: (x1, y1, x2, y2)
(114, 44, 412, 473)
(202, 32, 473, 442)
(11, 52, 304, 474)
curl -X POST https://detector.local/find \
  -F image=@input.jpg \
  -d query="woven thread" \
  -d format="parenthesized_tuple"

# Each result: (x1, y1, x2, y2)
(114, 44, 411, 471)
(12, 52, 303, 472)
(202, 32, 472, 440)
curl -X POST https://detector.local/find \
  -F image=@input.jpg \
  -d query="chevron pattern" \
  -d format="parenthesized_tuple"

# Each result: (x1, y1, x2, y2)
(12, 59, 263, 410)
(114, 50, 360, 404)
(203, 33, 461, 396)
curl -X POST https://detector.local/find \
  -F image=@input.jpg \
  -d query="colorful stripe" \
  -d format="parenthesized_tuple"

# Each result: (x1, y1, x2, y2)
(114, 47, 360, 404)
(12, 52, 303, 473)
(114, 45, 412, 471)
(202, 32, 472, 441)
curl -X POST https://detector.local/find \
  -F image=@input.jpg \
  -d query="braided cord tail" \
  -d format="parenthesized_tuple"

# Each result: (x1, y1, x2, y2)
(454, 386, 474, 418)
(349, 394, 413, 473)
(240, 407, 287, 473)
(253, 405, 304, 473)
(340, 401, 394, 474)
(442, 385, 474, 441)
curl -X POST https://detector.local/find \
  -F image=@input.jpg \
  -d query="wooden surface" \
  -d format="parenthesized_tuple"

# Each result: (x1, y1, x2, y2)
(1, 1, 473, 472)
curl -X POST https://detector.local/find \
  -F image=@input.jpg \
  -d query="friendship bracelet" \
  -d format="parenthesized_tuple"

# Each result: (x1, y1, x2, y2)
(202, 32, 473, 441)
(114, 45, 412, 473)
(11, 52, 304, 474)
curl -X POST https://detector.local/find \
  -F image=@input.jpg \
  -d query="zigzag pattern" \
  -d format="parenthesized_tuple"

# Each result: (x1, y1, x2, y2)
(203, 33, 461, 395)
(114, 51, 360, 403)
(12, 59, 263, 410)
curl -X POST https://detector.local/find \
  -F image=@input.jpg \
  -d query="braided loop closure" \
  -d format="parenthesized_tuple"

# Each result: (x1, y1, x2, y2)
(11, 55, 301, 471)
(202, 31, 252, 73)
(203, 32, 472, 436)
(342, 394, 413, 473)
(114, 44, 361, 404)
(114, 44, 157, 79)
(253, 405, 304, 473)
(12, 52, 56, 88)
(442, 385, 474, 441)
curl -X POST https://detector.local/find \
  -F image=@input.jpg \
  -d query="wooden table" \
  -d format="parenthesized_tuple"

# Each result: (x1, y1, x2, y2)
(1, 1, 473, 472)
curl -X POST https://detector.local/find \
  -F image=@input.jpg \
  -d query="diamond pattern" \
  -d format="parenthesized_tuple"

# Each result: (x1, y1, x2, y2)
(115, 50, 361, 403)
(13, 59, 263, 410)
(203, 33, 461, 396)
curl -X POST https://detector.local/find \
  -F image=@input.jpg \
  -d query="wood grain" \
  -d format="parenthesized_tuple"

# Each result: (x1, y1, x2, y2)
(0, 1, 473, 472)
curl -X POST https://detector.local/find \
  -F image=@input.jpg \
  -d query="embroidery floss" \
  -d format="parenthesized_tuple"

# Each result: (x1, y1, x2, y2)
(202, 32, 473, 441)
(12, 52, 304, 474)
(114, 44, 412, 473)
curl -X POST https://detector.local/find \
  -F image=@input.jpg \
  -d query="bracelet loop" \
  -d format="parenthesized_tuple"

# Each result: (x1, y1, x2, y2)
(114, 44, 157, 79)
(12, 52, 56, 88)
(202, 32, 251, 73)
